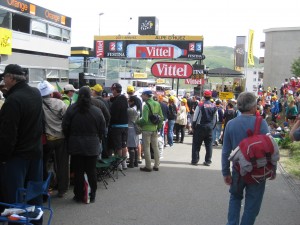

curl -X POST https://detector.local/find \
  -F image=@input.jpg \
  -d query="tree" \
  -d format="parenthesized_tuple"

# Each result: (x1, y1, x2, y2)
(291, 57, 300, 77)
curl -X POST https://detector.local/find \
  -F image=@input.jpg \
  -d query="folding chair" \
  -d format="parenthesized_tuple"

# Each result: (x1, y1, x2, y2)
(0, 173, 53, 225)
(108, 156, 127, 179)
(96, 160, 116, 189)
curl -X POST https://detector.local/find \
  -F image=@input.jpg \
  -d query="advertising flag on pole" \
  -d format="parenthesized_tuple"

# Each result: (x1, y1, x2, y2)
(247, 29, 255, 66)
(235, 36, 246, 71)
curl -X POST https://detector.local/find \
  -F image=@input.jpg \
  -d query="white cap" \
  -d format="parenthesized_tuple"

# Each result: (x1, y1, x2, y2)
(291, 77, 295, 80)
(64, 84, 77, 92)
(37, 80, 54, 97)
(288, 90, 293, 94)
(230, 98, 237, 103)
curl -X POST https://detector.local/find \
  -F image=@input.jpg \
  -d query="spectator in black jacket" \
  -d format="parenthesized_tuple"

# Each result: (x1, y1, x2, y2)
(0, 64, 44, 222)
(108, 83, 128, 169)
(62, 87, 105, 203)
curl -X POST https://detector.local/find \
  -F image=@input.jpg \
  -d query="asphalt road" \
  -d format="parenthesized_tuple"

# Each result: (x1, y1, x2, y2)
(48, 135, 300, 225)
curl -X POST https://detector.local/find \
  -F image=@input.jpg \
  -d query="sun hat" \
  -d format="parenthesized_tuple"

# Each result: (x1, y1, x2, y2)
(37, 80, 55, 97)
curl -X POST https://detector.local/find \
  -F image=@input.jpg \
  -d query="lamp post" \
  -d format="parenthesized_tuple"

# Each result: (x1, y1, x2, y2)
(98, 13, 104, 36)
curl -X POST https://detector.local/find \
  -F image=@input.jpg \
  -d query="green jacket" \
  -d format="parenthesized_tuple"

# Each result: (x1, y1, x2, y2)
(137, 98, 163, 131)
(62, 94, 71, 107)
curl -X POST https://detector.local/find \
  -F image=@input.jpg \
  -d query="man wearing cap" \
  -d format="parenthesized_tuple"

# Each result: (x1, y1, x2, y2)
(62, 84, 77, 107)
(0, 64, 43, 220)
(91, 84, 110, 110)
(37, 80, 69, 198)
(137, 90, 163, 172)
(191, 90, 217, 166)
(90, 84, 111, 159)
(127, 85, 143, 117)
(91, 84, 110, 125)
(108, 83, 128, 169)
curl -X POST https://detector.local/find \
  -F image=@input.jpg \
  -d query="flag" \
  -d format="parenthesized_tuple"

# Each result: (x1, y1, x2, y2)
(56, 81, 63, 93)
(235, 36, 246, 71)
(72, 92, 78, 103)
(0, 28, 12, 55)
(247, 29, 254, 66)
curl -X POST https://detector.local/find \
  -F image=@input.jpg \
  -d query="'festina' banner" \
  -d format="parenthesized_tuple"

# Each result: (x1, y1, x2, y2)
(235, 36, 246, 71)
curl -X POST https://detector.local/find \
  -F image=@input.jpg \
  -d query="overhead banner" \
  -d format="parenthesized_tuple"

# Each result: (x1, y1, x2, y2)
(0, 0, 71, 27)
(94, 35, 204, 59)
(235, 36, 246, 71)
(0, 28, 12, 55)
(247, 30, 254, 66)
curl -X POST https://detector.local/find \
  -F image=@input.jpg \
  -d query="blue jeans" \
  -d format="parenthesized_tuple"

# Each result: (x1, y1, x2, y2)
(191, 124, 213, 164)
(167, 119, 175, 146)
(212, 123, 222, 143)
(227, 168, 266, 225)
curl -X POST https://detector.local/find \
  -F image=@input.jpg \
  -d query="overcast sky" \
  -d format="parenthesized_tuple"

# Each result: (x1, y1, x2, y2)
(29, 0, 300, 57)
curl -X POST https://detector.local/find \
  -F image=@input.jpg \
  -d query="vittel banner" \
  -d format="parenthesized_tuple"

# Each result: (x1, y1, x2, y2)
(94, 35, 204, 59)
(151, 62, 193, 79)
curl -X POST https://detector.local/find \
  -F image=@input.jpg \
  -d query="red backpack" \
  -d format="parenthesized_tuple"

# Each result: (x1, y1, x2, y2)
(232, 116, 279, 184)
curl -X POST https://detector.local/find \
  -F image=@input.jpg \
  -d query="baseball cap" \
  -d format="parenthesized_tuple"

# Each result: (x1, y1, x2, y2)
(37, 80, 54, 97)
(111, 83, 122, 90)
(91, 84, 103, 92)
(181, 98, 187, 103)
(127, 85, 135, 93)
(203, 90, 212, 97)
(0, 64, 25, 77)
(102, 90, 109, 97)
(169, 95, 175, 102)
(142, 89, 153, 96)
(288, 90, 293, 94)
(64, 84, 77, 92)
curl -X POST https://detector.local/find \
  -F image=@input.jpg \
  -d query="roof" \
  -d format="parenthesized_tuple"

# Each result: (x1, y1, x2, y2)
(207, 67, 244, 77)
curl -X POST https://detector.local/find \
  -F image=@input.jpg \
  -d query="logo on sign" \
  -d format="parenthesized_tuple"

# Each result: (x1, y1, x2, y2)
(109, 42, 116, 51)
(96, 41, 104, 58)
(189, 43, 195, 52)
(151, 62, 193, 78)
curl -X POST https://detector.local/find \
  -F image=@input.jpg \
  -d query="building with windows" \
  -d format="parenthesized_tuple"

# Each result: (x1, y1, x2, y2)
(0, 0, 71, 86)
(262, 27, 300, 90)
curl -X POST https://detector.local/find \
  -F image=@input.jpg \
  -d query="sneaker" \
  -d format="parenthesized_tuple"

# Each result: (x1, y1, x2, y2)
(140, 167, 152, 172)
(57, 191, 67, 198)
(214, 141, 219, 146)
(191, 162, 198, 166)
(153, 167, 159, 171)
(164, 144, 170, 147)
(203, 161, 211, 166)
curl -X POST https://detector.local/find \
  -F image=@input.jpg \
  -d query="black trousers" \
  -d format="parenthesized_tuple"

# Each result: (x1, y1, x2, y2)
(71, 155, 97, 200)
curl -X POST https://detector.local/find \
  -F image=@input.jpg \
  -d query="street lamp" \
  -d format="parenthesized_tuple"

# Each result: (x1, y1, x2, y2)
(98, 13, 104, 36)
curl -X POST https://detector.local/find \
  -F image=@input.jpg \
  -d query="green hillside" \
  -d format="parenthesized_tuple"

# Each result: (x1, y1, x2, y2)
(203, 46, 261, 69)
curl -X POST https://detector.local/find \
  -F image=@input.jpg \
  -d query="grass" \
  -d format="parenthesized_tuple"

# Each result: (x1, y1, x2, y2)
(279, 142, 300, 180)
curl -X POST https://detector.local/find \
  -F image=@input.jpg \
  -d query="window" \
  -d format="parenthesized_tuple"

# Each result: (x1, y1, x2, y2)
(48, 25, 61, 41)
(62, 29, 70, 42)
(32, 20, 47, 37)
(12, 13, 30, 33)
(0, 10, 11, 29)
(29, 68, 46, 82)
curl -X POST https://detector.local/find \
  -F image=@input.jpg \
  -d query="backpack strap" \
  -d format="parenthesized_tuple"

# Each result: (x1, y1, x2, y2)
(246, 116, 262, 137)
(253, 116, 262, 135)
